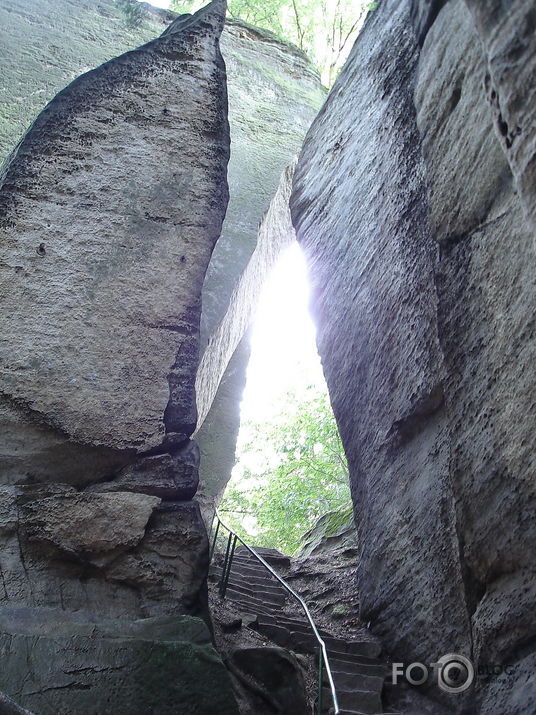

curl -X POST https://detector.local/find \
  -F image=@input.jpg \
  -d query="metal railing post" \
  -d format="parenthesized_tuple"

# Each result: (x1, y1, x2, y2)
(221, 534, 237, 599)
(219, 531, 233, 596)
(209, 518, 220, 560)
(318, 647, 323, 714)
(212, 509, 339, 713)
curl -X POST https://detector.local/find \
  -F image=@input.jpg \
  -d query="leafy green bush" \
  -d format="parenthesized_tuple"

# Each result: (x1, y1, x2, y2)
(220, 385, 351, 554)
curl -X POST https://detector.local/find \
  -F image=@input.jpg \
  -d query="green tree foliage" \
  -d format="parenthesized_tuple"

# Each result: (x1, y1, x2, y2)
(220, 386, 351, 554)
(170, 0, 376, 86)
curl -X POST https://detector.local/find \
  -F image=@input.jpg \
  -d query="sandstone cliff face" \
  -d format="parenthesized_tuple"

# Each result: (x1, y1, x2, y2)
(291, 0, 535, 712)
(0, 0, 229, 620)
(0, 2, 238, 711)
(0, 2, 324, 709)
(196, 31, 325, 507)
(0, 0, 325, 504)
(0, 608, 239, 715)
(0, 0, 229, 482)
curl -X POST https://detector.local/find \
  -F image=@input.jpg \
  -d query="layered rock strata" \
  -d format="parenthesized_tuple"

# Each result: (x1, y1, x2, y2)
(0, 0, 229, 620)
(0, 0, 325, 508)
(291, 0, 535, 712)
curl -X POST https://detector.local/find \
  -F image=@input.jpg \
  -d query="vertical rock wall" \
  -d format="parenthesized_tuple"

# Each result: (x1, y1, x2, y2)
(0, 0, 325, 514)
(0, 0, 229, 619)
(0, 2, 244, 711)
(291, 0, 535, 712)
(196, 28, 325, 508)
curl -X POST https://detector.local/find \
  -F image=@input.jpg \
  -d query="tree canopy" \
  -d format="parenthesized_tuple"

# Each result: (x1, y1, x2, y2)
(220, 385, 351, 554)
(170, 0, 376, 86)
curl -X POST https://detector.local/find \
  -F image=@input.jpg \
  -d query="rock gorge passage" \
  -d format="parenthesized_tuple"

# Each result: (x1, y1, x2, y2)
(0, 0, 533, 714)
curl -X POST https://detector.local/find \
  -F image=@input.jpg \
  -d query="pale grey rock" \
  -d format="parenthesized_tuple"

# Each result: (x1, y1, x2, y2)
(0, 607, 239, 715)
(20, 492, 160, 566)
(195, 332, 251, 524)
(417, 4, 535, 707)
(414, 0, 511, 244)
(0, 486, 209, 619)
(104, 500, 210, 617)
(0, 0, 230, 482)
(0, 1, 324, 501)
(298, 503, 356, 558)
(0, 399, 135, 486)
(292, 0, 469, 682)
(196, 27, 325, 501)
(196, 160, 297, 430)
(291, 0, 535, 710)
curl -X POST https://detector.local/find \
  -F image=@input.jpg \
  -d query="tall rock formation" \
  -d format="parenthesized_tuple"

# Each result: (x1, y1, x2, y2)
(0, 0, 230, 482)
(291, 0, 535, 712)
(0, 1, 324, 710)
(0, 3, 239, 711)
(0, 0, 325, 512)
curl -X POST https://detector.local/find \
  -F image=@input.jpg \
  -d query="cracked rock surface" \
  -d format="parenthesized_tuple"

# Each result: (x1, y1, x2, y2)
(291, 0, 535, 711)
(0, 0, 230, 482)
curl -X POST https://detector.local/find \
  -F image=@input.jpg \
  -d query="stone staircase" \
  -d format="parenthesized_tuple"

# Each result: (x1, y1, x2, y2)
(211, 546, 388, 715)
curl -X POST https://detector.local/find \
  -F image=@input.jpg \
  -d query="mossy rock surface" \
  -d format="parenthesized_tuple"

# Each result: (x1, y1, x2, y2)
(0, 607, 239, 715)
(298, 503, 357, 557)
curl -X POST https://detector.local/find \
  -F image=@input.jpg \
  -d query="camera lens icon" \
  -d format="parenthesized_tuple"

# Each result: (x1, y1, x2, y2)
(435, 654, 474, 693)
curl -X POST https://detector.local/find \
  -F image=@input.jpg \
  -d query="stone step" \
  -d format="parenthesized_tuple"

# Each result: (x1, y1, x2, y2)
(235, 547, 291, 568)
(211, 567, 285, 595)
(256, 614, 331, 639)
(330, 659, 388, 679)
(229, 579, 286, 598)
(225, 562, 278, 580)
(288, 630, 381, 659)
(224, 582, 286, 606)
(225, 587, 285, 610)
(251, 621, 292, 648)
(225, 596, 281, 617)
(330, 671, 384, 693)
(333, 639, 382, 658)
(321, 686, 382, 714)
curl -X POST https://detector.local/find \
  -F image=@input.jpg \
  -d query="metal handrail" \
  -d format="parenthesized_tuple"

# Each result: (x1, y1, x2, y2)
(210, 509, 340, 715)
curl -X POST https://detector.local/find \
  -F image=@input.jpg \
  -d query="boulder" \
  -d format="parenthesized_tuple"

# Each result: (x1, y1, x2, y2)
(20, 492, 160, 566)
(86, 440, 200, 501)
(230, 646, 308, 715)
(298, 503, 357, 558)
(0, 607, 239, 715)
(0, 0, 325, 505)
(0, 486, 209, 619)
(0, 0, 230, 483)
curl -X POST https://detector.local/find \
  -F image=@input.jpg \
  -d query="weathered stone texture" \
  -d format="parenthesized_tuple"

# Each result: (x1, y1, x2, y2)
(0, 483, 209, 619)
(196, 29, 325, 503)
(291, 0, 535, 710)
(20, 492, 160, 565)
(0, 607, 239, 715)
(463, 0, 536, 231)
(293, 0, 469, 682)
(0, 0, 230, 481)
(196, 160, 297, 430)
(0, 2, 229, 628)
(86, 440, 200, 501)
(0, 0, 324, 505)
